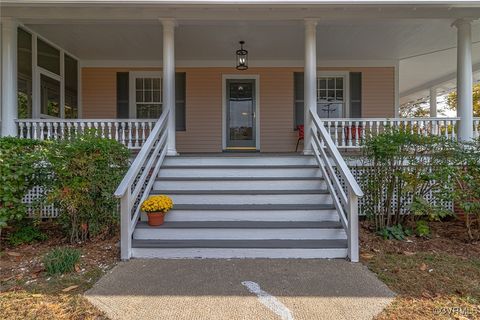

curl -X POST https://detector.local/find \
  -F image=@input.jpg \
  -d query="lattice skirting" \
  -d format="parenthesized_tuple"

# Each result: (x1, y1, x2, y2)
(24, 186, 59, 218)
(24, 165, 453, 219)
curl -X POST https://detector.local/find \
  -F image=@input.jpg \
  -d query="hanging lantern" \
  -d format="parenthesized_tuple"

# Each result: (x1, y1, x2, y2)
(236, 41, 248, 70)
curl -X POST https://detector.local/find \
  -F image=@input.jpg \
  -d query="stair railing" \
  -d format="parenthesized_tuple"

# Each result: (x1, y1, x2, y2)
(114, 109, 170, 260)
(309, 109, 364, 262)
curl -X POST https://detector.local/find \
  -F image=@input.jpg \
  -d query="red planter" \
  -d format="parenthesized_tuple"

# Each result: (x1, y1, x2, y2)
(147, 212, 166, 226)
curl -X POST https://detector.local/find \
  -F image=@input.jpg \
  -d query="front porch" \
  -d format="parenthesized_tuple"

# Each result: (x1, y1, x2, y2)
(2, 2, 480, 262)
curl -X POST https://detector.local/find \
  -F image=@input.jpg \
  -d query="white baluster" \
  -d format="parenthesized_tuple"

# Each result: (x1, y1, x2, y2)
(333, 121, 339, 147)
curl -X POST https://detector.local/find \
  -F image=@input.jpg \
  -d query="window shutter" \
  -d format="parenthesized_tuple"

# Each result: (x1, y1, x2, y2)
(116, 72, 129, 118)
(349, 72, 362, 118)
(293, 72, 304, 128)
(175, 72, 186, 131)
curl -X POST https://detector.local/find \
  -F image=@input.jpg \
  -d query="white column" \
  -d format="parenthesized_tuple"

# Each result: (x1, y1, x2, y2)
(304, 19, 317, 154)
(1, 18, 18, 137)
(454, 19, 474, 141)
(429, 87, 437, 117)
(162, 19, 177, 155)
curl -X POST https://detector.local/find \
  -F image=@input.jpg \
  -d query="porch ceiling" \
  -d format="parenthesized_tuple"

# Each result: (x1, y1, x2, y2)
(24, 19, 480, 62)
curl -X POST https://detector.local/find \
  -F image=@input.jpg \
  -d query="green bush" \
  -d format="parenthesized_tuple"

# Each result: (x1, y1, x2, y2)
(446, 138, 480, 240)
(8, 224, 48, 246)
(360, 129, 455, 232)
(47, 134, 129, 243)
(0, 137, 51, 229)
(43, 247, 81, 275)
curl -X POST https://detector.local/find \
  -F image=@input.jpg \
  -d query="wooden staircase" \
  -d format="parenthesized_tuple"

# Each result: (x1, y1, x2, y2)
(131, 155, 348, 258)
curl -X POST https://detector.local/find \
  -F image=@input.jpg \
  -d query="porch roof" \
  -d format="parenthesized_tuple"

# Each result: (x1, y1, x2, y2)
(3, 1, 480, 110)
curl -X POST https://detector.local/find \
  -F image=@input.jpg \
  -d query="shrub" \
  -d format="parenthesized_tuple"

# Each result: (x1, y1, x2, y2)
(43, 247, 81, 275)
(446, 138, 480, 240)
(8, 224, 48, 246)
(0, 137, 51, 230)
(47, 134, 129, 243)
(360, 129, 455, 232)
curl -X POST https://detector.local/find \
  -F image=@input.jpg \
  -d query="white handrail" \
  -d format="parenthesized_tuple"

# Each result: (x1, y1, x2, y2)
(310, 109, 363, 262)
(114, 110, 170, 260)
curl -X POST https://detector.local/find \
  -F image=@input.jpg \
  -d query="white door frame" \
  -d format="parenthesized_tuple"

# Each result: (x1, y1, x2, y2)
(222, 74, 260, 151)
(129, 71, 162, 118)
(317, 71, 350, 118)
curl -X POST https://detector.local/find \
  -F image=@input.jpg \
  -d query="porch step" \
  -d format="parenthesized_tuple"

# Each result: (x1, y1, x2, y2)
(151, 189, 329, 195)
(135, 221, 342, 229)
(132, 239, 347, 249)
(158, 167, 321, 178)
(131, 154, 347, 259)
(154, 179, 326, 191)
(131, 239, 347, 259)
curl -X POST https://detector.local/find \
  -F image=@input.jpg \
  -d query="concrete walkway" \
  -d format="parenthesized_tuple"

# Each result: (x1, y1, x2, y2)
(86, 259, 394, 320)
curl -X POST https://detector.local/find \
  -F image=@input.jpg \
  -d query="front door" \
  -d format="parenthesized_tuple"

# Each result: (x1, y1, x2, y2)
(225, 79, 256, 149)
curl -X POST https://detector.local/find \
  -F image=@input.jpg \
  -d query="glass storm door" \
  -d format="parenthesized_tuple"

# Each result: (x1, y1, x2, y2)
(226, 79, 256, 149)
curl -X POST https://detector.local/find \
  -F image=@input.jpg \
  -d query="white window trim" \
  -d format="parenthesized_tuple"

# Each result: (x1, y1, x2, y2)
(317, 71, 350, 118)
(128, 71, 163, 118)
(221, 74, 261, 151)
(18, 24, 81, 119)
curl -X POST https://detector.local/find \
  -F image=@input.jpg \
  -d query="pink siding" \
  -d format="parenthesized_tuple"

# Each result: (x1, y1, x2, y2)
(81, 66, 394, 152)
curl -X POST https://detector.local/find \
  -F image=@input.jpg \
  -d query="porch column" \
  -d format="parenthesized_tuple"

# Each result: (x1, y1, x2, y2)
(453, 19, 474, 141)
(162, 19, 178, 155)
(429, 87, 437, 117)
(1, 18, 18, 137)
(304, 19, 317, 154)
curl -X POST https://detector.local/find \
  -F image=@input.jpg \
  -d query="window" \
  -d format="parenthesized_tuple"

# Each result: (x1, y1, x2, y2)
(37, 38, 60, 75)
(64, 54, 78, 118)
(16, 28, 79, 119)
(17, 28, 33, 118)
(294, 72, 360, 126)
(134, 76, 163, 118)
(126, 72, 186, 131)
(317, 76, 345, 118)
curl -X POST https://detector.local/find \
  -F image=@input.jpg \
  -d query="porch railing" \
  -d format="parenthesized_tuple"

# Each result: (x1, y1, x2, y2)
(16, 119, 157, 149)
(322, 117, 480, 148)
(310, 109, 363, 262)
(113, 110, 169, 260)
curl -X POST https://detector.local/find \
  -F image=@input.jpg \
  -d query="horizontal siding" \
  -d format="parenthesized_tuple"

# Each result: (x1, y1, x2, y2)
(81, 66, 394, 152)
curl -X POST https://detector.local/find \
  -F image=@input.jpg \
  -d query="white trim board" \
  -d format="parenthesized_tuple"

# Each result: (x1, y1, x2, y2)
(222, 74, 261, 151)
(80, 59, 397, 68)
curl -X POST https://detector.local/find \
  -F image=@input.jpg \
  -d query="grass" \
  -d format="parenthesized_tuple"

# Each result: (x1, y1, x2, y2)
(360, 222, 480, 320)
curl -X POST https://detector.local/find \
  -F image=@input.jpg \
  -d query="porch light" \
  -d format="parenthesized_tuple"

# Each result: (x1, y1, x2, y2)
(236, 41, 248, 70)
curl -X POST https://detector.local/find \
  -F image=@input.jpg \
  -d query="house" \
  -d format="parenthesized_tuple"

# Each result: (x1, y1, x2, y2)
(1, 1, 479, 261)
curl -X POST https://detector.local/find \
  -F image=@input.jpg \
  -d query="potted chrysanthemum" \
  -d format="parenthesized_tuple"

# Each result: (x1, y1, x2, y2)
(140, 195, 174, 226)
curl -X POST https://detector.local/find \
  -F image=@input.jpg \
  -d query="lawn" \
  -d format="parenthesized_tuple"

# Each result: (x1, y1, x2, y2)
(1, 219, 479, 319)
(0, 223, 118, 320)
(360, 220, 480, 320)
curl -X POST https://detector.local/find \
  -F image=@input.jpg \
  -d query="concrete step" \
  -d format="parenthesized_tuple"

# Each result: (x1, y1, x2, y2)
(163, 208, 339, 222)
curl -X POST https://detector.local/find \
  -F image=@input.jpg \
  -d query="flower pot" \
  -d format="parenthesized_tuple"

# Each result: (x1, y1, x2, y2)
(147, 212, 166, 226)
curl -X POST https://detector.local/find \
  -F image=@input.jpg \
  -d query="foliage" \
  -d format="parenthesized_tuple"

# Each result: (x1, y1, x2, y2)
(415, 220, 431, 238)
(360, 129, 455, 232)
(445, 138, 480, 240)
(47, 134, 129, 243)
(0, 137, 51, 230)
(377, 224, 412, 240)
(43, 247, 81, 276)
(141, 195, 174, 214)
(446, 83, 480, 117)
(7, 224, 48, 246)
